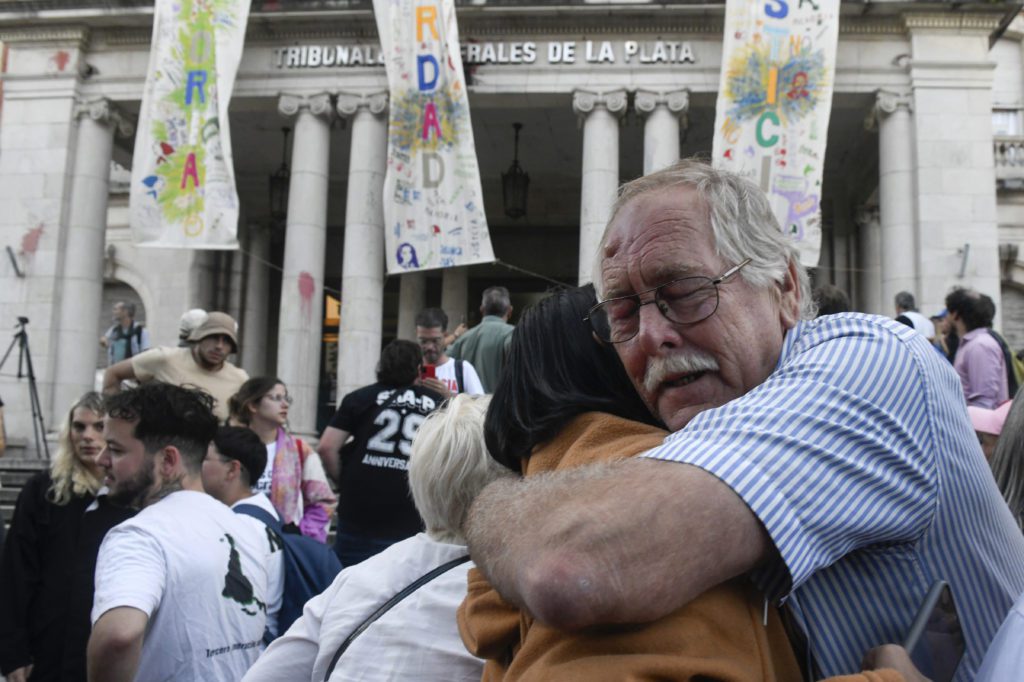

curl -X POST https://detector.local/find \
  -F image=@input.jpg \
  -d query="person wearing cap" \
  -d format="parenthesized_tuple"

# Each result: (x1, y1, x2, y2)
(102, 311, 249, 421)
(969, 400, 1013, 460)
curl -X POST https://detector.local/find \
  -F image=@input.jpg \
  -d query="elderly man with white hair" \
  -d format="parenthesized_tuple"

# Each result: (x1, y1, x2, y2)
(466, 160, 1024, 680)
(242, 394, 510, 682)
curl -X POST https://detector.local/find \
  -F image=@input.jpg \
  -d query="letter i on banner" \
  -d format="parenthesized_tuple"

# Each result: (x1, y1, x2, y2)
(710, 0, 840, 268)
(373, 0, 496, 274)
(130, 0, 250, 249)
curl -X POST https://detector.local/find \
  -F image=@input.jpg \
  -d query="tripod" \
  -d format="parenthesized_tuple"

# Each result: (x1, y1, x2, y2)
(0, 317, 49, 459)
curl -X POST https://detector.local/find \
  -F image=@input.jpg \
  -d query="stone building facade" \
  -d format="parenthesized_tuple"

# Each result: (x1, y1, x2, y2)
(0, 0, 1022, 449)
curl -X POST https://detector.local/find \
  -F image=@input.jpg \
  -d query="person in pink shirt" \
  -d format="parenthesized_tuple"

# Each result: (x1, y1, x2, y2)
(946, 287, 1007, 409)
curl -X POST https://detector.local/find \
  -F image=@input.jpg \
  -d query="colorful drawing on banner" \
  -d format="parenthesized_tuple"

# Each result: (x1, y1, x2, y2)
(724, 41, 826, 131)
(130, 0, 248, 249)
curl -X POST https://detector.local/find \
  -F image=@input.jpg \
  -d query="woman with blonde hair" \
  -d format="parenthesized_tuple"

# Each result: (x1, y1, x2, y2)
(229, 377, 336, 542)
(0, 392, 133, 682)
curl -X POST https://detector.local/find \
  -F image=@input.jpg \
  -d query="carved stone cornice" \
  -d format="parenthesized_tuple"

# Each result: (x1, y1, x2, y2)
(855, 206, 881, 229)
(865, 89, 911, 131)
(572, 89, 627, 121)
(73, 97, 133, 137)
(278, 92, 334, 120)
(0, 26, 89, 46)
(903, 12, 1003, 32)
(335, 91, 388, 117)
(634, 89, 690, 117)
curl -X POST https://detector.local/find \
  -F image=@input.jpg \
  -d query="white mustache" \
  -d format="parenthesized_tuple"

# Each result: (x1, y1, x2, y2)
(644, 352, 719, 394)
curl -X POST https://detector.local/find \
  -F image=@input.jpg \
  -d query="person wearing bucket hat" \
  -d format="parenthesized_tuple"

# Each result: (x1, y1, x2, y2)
(103, 311, 248, 421)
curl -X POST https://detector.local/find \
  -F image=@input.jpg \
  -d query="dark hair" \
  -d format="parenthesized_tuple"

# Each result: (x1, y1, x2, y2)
(377, 340, 422, 386)
(415, 307, 448, 331)
(814, 284, 850, 317)
(945, 287, 993, 331)
(229, 376, 285, 426)
(484, 285, 662, 471)
(104, 382, 218, 471)
(213, 426, 267, 486)
(481, 286, 512, 316)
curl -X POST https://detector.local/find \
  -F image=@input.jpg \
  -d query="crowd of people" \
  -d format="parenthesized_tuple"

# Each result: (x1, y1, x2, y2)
(3, 160, 1024, 681)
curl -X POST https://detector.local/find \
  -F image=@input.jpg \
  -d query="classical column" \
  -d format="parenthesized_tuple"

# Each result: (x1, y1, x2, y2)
(53, 98, 132, 416)
(635, 89, 689, 174)
(335, 91, 388, 400)
(396, 273, 426, 340)
(276, 93, 332, 436)
(856, 207, 882, 315)
(441, 267, 468, 331)
(574, 89, 627, 285)
(241, 223, 271, 376)
(871, 90, 917, 312)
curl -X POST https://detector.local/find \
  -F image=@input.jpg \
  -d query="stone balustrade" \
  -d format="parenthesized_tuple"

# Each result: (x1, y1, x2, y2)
(995, 136, 1024, 182)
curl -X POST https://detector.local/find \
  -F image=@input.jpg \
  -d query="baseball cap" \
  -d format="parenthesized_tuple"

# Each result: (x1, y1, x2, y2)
(932, 309, 948, 319)
(967, 400, 1013, 436)
(188, 311, 239, 353)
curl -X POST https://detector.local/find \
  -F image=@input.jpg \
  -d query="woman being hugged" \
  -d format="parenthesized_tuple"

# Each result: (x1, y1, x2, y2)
(0, 392, 133, 682)
(229, 377, 337, 542)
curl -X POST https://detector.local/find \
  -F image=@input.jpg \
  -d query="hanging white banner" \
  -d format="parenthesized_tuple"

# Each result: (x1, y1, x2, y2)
(130, 0, 250, 249)
(373, 0, 495, 274)
(711, 0, 840, 267)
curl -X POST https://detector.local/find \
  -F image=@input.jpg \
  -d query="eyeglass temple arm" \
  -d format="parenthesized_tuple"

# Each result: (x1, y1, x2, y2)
(714, 258, 753, 284)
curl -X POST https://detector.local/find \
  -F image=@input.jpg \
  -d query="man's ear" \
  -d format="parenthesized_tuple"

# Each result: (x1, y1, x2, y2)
(778, 259, 802, 329)
(157, 445, 183, 478)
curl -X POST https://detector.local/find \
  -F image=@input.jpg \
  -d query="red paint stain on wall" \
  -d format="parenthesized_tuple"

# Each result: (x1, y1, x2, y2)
(298, 271, 315, 321)
(20, 223, 43, 255)
(53, 50, 70, 72)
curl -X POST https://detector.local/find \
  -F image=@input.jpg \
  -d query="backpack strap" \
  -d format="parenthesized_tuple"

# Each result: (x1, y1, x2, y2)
(454, 360, 464, 394)
(234, 503, 285, 535)
(322, 554, 470, 681)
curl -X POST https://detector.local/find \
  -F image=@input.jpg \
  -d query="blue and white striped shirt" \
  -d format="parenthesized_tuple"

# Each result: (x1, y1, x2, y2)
(643, 313, 1024, 680)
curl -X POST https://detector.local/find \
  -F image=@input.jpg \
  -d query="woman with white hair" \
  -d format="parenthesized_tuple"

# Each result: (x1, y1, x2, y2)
(0, 392, 134, 682)
(242, 393, 509, 682)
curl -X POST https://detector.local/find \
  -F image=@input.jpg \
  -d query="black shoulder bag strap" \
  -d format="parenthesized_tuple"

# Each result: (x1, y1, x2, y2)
(454, 360, 464, 394)
(322, 554, 470, 681)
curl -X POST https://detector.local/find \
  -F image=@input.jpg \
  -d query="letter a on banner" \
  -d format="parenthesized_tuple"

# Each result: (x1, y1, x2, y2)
(373, 0, 496, 274)
(130, 0, 250, 249)
(711, 0, 840, 267)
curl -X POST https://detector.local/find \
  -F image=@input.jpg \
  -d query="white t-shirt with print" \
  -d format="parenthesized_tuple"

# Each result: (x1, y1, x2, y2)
(434, 357, 485, 395)
(92, 490, 270, 682)
(254, 442, 276, 495)
(232, 494, 285, 639)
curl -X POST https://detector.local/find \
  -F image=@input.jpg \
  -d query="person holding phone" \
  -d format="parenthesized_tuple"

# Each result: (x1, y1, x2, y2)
(317, 341, 444, 567)
(415, 307, 485, 397)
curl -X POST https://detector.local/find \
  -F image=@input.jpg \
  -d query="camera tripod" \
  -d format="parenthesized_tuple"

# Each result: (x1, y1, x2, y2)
(0, 317, 49, 459)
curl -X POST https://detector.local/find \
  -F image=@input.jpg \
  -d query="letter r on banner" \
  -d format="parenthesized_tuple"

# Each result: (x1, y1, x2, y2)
(416, 5, 439, 41)
(186, 70, 207, 105)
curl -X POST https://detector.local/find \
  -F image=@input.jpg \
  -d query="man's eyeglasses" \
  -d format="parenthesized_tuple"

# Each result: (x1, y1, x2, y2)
(584, 258, 752, 344)
(264, 393, 293, 405)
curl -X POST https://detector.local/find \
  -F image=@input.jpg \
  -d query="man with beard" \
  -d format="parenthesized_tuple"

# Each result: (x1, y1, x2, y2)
(415, 307, 484, 397)
(103, 312, 248, 421)
(87, 383, 269, 682)
(465, 160, 1024, 680)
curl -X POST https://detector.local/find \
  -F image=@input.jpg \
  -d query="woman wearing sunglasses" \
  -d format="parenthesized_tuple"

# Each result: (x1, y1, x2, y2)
(229, 377, 336, 542)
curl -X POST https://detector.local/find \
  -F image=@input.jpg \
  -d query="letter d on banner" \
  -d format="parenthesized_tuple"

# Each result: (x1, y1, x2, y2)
(423, 152, 445, 188)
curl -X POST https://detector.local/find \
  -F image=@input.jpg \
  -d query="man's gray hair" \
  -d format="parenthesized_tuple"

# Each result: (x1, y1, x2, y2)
(408, 394, 512, 544)
(481, 286, 512, 317)
(592, 159, 815, 320)
(117, 301, 136, 317)
(895, 291, 917, 312)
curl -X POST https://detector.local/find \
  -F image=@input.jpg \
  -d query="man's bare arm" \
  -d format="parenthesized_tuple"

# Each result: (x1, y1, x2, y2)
(102, 360, 136, 394)
(87, 607, 147, 682)
(317, 426, 349, 481)
(465, 457, 770, 630)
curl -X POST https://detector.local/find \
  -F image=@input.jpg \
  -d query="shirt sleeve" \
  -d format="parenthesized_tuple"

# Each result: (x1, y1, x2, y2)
(643, 319, 939, 601)
(130, 347, 168, 383)
(461, 362, 486, 395)
(92, 524, 166, 623)
(330, 389, 370, 433)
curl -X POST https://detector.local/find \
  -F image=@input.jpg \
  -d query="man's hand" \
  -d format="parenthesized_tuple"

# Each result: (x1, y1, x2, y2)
(466, 458, 769, 630)
(418, 377, 453, 400)
(861, 645, 931, 682)
(7, 664, 33, 682)
(87, 607, 148, 682)
(99, 336, 109, 349)
(102, 359, 136, 394)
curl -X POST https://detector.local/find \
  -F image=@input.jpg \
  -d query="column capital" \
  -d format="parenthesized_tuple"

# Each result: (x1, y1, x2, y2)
(865, 89, 911, 131)
(336, 91, 388, 118)
(855, 205, 881, 228)
(278, 92, 334, 120)
(634, 89, 690, 116)
(73, 97, 133, 137)
(572, 89, 628, 120)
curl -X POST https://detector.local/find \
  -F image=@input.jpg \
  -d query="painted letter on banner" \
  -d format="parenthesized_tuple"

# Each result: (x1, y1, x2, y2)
(130, 0, 250, 249)
(711, 0, 839, 267)
(374, 0, 496, 274)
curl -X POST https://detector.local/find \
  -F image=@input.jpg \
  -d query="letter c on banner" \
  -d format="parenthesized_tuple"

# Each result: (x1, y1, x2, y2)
(417, 55, 439, 92)
(764, 0, 789, 18)
(423, 152, 445, 188)
(756, 111, 780, 148)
